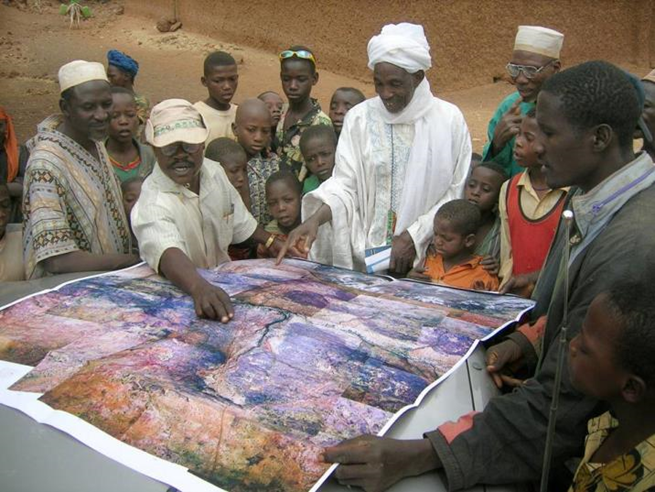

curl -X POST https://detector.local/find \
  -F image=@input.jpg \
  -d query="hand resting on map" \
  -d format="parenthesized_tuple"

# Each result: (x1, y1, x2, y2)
(323, 435, 441, 492)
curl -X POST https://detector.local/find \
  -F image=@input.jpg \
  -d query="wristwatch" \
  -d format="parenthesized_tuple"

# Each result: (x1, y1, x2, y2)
(264, 235, 276, 249)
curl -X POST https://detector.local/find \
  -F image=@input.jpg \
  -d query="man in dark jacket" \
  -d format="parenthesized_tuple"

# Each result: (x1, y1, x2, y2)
(322, 60, 655, 492)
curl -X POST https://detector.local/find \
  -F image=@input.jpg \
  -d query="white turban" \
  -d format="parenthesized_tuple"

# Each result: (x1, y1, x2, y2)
(58, 60, 108, 93)
(367, 23, 431, 73)
(514, 26, 564, 59)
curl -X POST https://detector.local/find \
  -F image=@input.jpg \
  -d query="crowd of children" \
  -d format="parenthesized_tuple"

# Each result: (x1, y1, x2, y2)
(0, 45, 647, 296)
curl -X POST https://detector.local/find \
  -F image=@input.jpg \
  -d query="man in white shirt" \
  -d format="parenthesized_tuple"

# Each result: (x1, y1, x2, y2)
(278, 23, 471, 274)
(132, 99, 296, 322)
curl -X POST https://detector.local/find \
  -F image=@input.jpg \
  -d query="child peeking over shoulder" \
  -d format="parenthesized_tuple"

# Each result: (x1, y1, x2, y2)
(329, 87, 365, 138)
(299, 125, 337, 194)
(206, 137, 253, 261)
(206, 137, 251, 210)
(409, 199, 499, 291)
(258, 91, 284, 151)
(121, 176, 144, 253)
(106, 87, 156, 182)
(465, 161, 508, 264)
(257, 171, 307, 259)
(567, 279, 655, 492)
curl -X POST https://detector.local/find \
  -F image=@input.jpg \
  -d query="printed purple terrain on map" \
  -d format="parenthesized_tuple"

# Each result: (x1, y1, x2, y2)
(0, 259, 533, 492)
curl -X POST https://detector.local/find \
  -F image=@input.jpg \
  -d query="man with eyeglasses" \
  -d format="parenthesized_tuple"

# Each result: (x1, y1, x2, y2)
(132, 99, 297, 322)
(482, 26, 563, 177)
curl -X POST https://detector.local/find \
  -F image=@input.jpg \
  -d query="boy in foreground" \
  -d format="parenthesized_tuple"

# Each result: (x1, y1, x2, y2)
(567, 280, 655, 491)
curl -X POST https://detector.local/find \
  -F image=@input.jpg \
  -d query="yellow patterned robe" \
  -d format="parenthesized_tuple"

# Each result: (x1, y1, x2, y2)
(570, 412, 655, 492)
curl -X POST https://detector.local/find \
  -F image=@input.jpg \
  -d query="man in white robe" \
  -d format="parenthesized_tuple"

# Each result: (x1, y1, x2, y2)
(277, 23, 472, 274)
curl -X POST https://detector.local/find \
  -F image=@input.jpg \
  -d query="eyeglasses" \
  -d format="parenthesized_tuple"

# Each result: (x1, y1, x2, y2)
(506, 59, 557, 80)
(279, 49, 316, 66)
(159, 142, 203, 157)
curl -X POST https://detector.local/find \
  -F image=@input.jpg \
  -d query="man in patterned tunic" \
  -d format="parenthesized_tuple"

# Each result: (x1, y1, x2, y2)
(278, 23, 471, 274)
(23, 60, 138, 279)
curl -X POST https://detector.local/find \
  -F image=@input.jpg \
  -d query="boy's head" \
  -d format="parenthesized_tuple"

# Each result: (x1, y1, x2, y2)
(299, 125, 337, 182)
(537, 61, 642, 191)
(121, 176, 144, 219)
(329, 87, 365, 136)
(466, 162, 508, 214)
(432, 199, 480, 260)
(108, 87, 139, 144)
(0, 182, 10, 240)
(202, 51, 238, 108)
(258, 91, 284, 128)
(206, 137, 248, 193)
(569, 280, 655, 405)
(513, 108, 539, 168)
(232, 99, 273, 157)
(265, 171, 302, 232)
(279, 46, 318, 104)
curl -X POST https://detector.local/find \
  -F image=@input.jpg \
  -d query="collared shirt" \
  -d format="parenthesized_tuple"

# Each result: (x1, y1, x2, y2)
(131, 159, 257, 272)
(247, 153, 280, 225)
(423, 253, 499, 291)
(569, 411, 655, 492)
(567, 152, 655, 265)
(498, 170, 569, 284)
(193, 101, 238, 148)
(0, 224, 24, 281)
(275, 98, 332, 181)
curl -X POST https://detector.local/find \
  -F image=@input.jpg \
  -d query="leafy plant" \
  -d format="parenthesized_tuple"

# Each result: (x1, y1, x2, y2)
(59, 0, 92, 29)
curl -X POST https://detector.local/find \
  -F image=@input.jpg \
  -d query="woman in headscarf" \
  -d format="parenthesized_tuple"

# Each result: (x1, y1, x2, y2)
(106, 49, 150, 128)
(0, 107, 30, 222)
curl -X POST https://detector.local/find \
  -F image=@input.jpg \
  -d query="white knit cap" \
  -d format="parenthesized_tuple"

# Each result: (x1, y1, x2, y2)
(643, 69, 655, 84)
(145, 99, 208, 148)
(58, 60, 109, 93)
(367, 23, 432, 73)
(514, 26, 564, 59)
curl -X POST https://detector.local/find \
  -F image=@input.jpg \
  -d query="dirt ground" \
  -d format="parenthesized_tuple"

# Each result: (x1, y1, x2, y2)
(0, 1, 649, 153)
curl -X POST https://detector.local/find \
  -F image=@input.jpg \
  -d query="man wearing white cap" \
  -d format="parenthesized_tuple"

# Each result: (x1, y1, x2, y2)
(131, 99, 295, 322)
(482, 26, 563, 176)
(278, 23, 471, 275)
(22, 60, 138, 279)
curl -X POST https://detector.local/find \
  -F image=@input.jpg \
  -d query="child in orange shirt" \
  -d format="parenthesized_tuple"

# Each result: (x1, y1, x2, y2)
(409, 199, 499, 291)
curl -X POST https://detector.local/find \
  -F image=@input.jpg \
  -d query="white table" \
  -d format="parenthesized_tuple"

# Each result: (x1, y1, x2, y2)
(0, 277, 518, 492)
